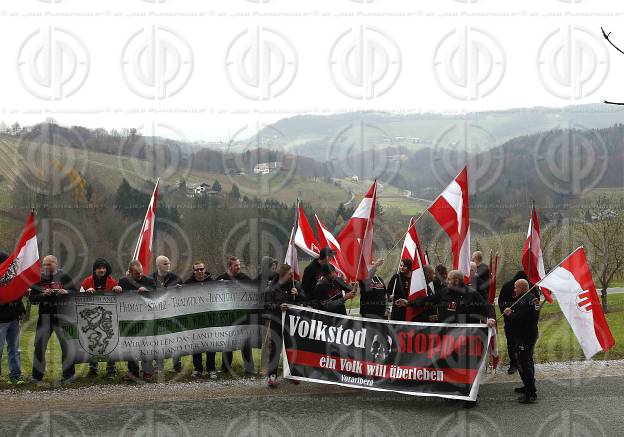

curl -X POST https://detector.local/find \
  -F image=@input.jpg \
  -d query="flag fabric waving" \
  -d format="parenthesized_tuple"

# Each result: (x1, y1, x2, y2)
(337, 181, 377, 282)
(522, 205, 551, 302)
(314, 214, 346, 276)
(294, 206, 321, 258)
(0, 212, 40, 304)
(132, 179, 159, 275)
(400, 218, 428, 321)
(428, 167, 471, 280)
(538, 247, 615, 359)
(285, 224, 301, 281)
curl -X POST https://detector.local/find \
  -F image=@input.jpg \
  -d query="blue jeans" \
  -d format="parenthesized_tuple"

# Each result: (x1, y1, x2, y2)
(0, 320, 22, 379)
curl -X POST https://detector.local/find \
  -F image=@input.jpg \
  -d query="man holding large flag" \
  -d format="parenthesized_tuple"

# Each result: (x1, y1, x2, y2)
(503, 279, 540, 403)
(428, 167, 471, 281)
(0, 212, 40, 385)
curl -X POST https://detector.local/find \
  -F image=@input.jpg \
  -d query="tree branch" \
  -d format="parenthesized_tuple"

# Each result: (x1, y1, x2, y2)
(602, 27, 624, 55)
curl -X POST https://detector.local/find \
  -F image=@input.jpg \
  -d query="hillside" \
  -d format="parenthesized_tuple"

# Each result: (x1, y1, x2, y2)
(255, 103, 624, 159)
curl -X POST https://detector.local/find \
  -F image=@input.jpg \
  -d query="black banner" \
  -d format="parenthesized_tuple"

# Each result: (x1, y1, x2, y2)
(282, 305, 492, 400)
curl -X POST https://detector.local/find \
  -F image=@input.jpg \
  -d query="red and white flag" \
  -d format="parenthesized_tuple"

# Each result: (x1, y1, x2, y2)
(538, 247, 615, 359)
(314, 214, 346, 277)
(337, 181, 377, 282)
(0, 212, 40, 304)
(522, 205, 551, 302)
(285, 225, 301, 281)
(294, 206, 321, 258)
(428, 167, 471, 280)
(401, 217, 428, 321)
(132, 179, 159, 275)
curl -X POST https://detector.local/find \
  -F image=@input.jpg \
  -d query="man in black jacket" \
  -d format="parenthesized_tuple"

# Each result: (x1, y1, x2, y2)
(503, 278, 539, 404)
(151, 255, 182, 373)
(216, 256, 255, 375)
(471, 251, 490, 301)
(498, 270, 529, 374)
(185, 260, 218, 379)
(29, 255, 77, 384)
(301, 247, 335, 301)
(264, 263, 304, 387)
(396, 270, 496, 325)
(359, 259, 387, 319)
(118, 260, 157, 382)
(389, 259, 412, 321)
(312, 264, 355, 315)
(0, 251, 26, 384)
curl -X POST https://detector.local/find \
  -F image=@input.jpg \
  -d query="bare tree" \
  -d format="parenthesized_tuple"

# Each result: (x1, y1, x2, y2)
(579, 195, 624, 312)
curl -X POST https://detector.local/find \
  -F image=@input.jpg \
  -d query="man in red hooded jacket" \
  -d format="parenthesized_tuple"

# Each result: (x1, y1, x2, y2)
(80, 258, 122, 379)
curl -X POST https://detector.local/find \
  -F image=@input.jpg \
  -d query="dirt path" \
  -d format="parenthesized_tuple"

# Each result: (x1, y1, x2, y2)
(1, 359, 622, 419)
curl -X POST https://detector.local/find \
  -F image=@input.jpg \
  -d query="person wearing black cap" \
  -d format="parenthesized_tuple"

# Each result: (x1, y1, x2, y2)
(0, 251, 26, 384)
(80, 258, 122, 379)
(312, 264, 355, 315)
(301, 247, 335, 302)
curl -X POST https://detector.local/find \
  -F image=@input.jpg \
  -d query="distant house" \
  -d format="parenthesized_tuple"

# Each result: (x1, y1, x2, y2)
(350, 175, 359, 182)
(403, 190, 412, 198)
(186, 182, 219, 198)
(253, 161, 282, 175)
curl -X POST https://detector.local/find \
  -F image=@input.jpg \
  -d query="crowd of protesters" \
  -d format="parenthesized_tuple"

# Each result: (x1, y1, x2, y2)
(0, 248, 538, 404)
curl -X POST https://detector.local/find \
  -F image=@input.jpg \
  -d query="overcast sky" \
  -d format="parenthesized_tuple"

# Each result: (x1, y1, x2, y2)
(1, 0, 623, 142)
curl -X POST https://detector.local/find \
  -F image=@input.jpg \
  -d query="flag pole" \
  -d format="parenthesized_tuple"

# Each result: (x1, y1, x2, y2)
(528, 200, 534, 283)
(498, 246, 583, 318)
(292, 199, 299, 289)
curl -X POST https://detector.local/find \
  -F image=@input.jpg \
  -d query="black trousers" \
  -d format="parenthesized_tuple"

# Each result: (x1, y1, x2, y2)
(504, 321, 517, 368)
(515, 341, 536, 396)
(193, 352, 217, 372)
(32, 313, 75, 380)
(266, 319, 283, 377)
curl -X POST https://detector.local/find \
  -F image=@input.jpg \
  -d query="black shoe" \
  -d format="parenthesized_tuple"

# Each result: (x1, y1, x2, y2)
(514, 386, 527, 393)
(174, 364, 182, 373)
(518, 395, 537, 404)
(507, 366, 518, 374)
(88, 369, 98, 377)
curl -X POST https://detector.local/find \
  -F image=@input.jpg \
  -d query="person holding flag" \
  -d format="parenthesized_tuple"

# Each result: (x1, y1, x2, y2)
(358, 258, 387, 319)
(264, 263, 304, 387)
(388, 259, 413, 321)
(0, 252, 26, 385)
(502, 278, 540, 403)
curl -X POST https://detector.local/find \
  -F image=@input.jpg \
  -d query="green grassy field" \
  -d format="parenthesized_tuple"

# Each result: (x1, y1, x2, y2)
(2, 293, 621, 390)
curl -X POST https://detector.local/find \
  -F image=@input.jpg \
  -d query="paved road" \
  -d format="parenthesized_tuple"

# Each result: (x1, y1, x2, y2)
(1, 375, 621, 436)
